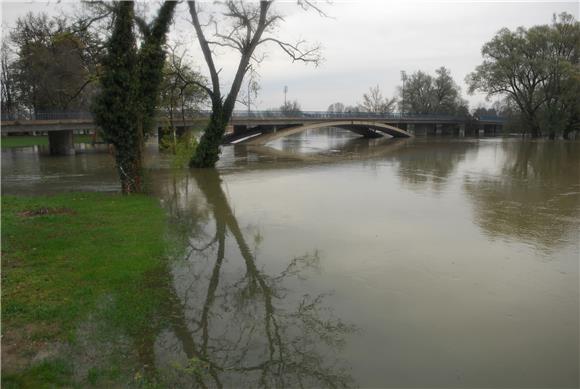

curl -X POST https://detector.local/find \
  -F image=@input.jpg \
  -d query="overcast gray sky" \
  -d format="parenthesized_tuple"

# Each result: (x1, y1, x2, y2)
(2, 0, 578, 111)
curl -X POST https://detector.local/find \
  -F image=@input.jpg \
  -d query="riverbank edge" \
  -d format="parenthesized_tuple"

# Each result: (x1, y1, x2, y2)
(1, 192, 171, 387)
(1, 135, 94, 149)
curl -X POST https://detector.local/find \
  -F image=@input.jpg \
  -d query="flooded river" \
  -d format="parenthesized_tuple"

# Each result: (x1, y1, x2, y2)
(2, 131, 579, 387)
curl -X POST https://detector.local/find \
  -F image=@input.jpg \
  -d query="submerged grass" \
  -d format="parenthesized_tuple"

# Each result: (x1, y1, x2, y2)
(1, 193, 169, 387)
(1, 135, 94, 148)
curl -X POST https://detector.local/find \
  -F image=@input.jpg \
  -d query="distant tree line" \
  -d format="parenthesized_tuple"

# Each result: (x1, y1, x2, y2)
(326, 66, 468, 116)
(0, 7, 207, 120)
(325, 13, 579, 140)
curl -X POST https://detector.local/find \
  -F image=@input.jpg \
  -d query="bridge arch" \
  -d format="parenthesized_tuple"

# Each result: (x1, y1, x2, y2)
(230, 120, 412, 145)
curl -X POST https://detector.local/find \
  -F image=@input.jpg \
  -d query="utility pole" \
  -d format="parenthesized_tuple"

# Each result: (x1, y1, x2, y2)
(400, 70, 407, 117)
(247, 77, 251, 115)
(283, 85, 288, 108)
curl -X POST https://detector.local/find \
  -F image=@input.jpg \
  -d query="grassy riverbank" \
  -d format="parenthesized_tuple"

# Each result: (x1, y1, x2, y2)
(1, 193, 169, 387)
(1, 135, 94, 149)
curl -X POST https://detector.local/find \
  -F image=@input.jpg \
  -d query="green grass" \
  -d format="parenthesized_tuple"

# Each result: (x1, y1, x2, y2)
(1, 193, 170, 387)
(1, 135, 94, 148)
(1, 360, 73, 389)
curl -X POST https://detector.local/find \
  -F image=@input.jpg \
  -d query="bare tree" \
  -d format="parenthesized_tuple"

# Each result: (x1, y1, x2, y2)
(359, 85, 397, 113)
(327, 102, 345, 113)
(160, 44, 208, 130)
(238, 65, 261, 115)
(187, 0, 324, 167)
(280, 99, 302, 116)
(1, 42, 16, 117)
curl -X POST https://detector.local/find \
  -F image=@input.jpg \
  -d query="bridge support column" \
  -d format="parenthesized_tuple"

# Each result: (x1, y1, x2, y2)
(48, 130, 75, 155)
(407, 123, 415, 135)
(478, 124, 485, 137)
(459, 124, 465, 137)
(436, 124, 443, 136)
(233, 125, 248, 134)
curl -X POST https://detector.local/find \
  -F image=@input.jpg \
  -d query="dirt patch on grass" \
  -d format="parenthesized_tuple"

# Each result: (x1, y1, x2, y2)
(18, 207, 76, 218)
(1, 322, 64, 375)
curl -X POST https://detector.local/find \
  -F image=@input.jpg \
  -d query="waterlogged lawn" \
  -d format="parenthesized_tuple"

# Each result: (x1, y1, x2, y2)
(1, 135, 94, 148)
(1, 193, 170, 388)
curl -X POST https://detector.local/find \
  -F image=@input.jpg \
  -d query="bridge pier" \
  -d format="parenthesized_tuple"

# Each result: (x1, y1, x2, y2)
(48, 130, 75, 155)
(459, 124, 465, 137)
(436, 123, 443, 136)
(478, 124, 485, 137)
(233, 124, 248, 134)
(407, 123, 415, 135)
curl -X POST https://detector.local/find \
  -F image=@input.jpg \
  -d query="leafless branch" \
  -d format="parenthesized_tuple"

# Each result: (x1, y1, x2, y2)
(188, 1, 222, 99)
(297, 0, 332, 18)
(167, 42, 214, 99)
(258, 37, 322, 65)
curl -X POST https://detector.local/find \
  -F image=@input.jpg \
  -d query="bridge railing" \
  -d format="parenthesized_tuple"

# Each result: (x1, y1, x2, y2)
(476, 115, 507, 122)
(1, 110, 506, 123)
(229, 110, 468, 121)
(1, 111, 95, 121)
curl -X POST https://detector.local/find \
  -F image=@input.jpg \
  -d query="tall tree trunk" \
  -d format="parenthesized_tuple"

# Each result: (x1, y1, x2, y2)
(117, 119, 145, 194)
(525, 109, 542, 138)
(530, 123, 542, 138)
(116, 151, 142, 194)
(187, 1, 273, 168)
(191, 104, 227, 168)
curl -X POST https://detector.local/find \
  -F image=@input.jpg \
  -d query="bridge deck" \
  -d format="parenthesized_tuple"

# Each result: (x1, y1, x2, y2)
(228, 120, 413, 145)
(1, 111, 505, 134)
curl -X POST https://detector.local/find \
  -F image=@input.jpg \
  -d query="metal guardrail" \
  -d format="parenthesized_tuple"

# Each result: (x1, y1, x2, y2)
(1, 111, 95, 121)
(477, 115, 507, 122)
(232, 111, 469, 121)
(1, 110, 507, 122)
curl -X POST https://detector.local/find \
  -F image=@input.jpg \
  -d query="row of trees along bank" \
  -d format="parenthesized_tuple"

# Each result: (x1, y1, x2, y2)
(327, 67, 469, 116)
(467, 13, 580, 139)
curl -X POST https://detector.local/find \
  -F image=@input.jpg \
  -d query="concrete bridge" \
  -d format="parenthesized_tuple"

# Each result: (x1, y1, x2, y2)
(223, 111, 504, 144)
(0, 111, 505, 154)
(225, 119, 413, 144)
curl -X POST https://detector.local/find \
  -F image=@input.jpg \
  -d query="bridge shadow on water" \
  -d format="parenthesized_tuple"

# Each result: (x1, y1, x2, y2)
(224, 135, 412, 168)
(222, 134, 479, 195)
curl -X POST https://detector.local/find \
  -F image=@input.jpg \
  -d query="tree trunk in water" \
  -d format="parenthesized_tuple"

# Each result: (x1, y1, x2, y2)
(115, 124, 144, 194)
(117, 159, 142, 194)
(190, 108, 227, 168)
(529, 122, 542, 138)
(116, 151, 143, 194)
(563, 123, 576, 140)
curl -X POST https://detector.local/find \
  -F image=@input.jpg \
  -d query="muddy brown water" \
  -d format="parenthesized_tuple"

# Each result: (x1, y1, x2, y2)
(2, 130, 579, 387)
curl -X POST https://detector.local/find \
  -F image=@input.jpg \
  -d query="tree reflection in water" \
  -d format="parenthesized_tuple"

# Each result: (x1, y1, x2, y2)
(155, 170, 356, 388)
(395, 140, 476, 193)
(464, 141, 580, 250)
